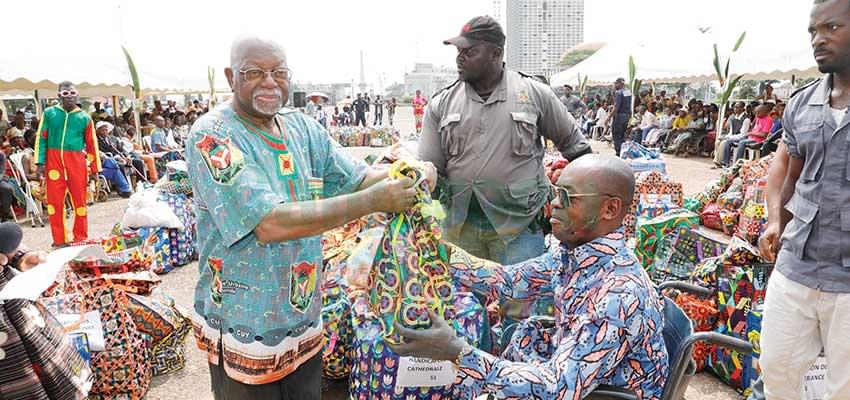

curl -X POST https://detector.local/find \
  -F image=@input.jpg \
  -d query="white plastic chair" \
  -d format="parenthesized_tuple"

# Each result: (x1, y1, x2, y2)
(7, 151, 45, 227)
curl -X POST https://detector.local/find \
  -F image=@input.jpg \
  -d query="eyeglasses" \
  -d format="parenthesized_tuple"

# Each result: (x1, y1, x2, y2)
(238, 68, 292, 83)
(58, 90, 78, 98)
(550, 183, 616, 209)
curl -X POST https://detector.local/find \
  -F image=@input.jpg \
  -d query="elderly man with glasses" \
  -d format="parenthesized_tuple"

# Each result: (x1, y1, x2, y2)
(34, 81, 101, 247)
(185, 36, 435, 400)
(391, 155, 668, 400)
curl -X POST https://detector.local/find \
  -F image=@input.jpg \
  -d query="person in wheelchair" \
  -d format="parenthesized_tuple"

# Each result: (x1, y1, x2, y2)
(390, 155, 668, 399)
(665, 108, 706, 155)
(94, 121, 132, 198)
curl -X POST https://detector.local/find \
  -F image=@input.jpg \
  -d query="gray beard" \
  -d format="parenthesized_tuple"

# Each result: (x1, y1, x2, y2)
(252, 98, 281, 116)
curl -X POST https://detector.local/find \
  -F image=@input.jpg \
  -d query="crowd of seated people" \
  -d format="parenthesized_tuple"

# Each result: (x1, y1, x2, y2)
(0, 98, 206, 224)
(568, 84, 786, 165)
(88, 99, 202, 190)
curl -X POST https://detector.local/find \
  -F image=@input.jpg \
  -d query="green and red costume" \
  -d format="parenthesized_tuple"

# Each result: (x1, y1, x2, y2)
(35, 105, 101, 245)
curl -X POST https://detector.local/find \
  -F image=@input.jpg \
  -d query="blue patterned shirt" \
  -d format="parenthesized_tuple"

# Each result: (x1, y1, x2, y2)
(451, 228, 668, 399)
(186, 102, 368, 384)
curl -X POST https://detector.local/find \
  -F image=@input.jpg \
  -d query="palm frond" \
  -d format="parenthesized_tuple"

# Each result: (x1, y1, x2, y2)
(733, 31, 747, 52)
(121, 46, 140, 99)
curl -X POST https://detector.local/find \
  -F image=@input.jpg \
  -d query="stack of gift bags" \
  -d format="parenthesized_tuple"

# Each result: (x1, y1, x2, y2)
(624, 170, 699, 279)
(38, 234, 192, 399)
(686, 156, 773, 243)
(119, 162, 198, 275)
(685, 240, 771, 395)
(624, 170, 685, 239)
(615, 155, 781, 396)
(327, 126, 401, 148)
(620, 141, 667, 174)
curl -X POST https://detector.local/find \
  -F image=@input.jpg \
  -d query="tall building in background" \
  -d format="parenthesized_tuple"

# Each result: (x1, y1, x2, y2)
(506, 0, 584, 77)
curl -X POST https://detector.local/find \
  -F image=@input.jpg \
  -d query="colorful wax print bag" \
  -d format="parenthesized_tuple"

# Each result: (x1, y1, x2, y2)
(650, 226, 725, 282)
(634, 208, 699, 269)
(42, 285, 152, 400)
(735, 179, 767, 245)
(624, 171, 684, 238)
(369, 160, 454, 345)
(349, 291, 484, 400)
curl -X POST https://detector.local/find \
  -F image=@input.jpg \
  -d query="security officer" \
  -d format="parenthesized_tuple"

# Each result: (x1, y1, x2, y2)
(758, 0, 850, 398)
(611, 77, 633, 157)
(419, 16, 591, 265)
(560, 85, 586, 119)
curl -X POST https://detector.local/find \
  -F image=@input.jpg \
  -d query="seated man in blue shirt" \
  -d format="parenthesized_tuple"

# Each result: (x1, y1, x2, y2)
(149, 116, 178, 153)
(391, 154, 668, 400)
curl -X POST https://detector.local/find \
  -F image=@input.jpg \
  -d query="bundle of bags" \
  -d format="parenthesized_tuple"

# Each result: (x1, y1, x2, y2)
(39, 234, 192, 400)
(620, 141, 667, 174)
(120, 182, 198, 274)
(327, 126, 401, 147)
(624, 170, 685, 238)
(688, 156, 774, 245)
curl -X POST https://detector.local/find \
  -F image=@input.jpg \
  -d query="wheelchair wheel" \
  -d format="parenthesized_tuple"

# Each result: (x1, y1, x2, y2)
(95, 189, 109, 203)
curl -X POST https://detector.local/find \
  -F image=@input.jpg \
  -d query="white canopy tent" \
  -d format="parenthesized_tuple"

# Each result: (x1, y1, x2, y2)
(0, 46, 230, 99)
(0, 0, 232, 102)
(551, 24, 820, 87)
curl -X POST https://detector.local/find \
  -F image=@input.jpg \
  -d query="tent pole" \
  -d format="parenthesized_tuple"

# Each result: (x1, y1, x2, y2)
(112, 96, 119, 116)
(34, 90, 42, 116)
(133, 99, 142, 146)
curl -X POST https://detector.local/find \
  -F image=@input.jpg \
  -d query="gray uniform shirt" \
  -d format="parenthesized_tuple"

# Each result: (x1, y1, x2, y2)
(778, 75, 850, 292)
(418, 70, 590, 240)
(560, 94, 586, 118)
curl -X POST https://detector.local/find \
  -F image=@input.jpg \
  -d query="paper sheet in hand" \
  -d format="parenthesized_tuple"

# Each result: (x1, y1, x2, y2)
(55, 311, 106, 351)
(0, 245, 109, 301)
(396, 357, 456, 388)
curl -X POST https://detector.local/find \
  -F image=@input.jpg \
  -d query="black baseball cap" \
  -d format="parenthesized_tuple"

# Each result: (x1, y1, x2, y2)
(0, 222, 23, 254)
(443, 16, 506, 48)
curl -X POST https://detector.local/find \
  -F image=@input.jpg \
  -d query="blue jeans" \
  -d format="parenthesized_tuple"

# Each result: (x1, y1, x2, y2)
(100, 157, 131, 194)
(732, 138, 760, 163)
(721, 134, 747, 166)
(445, 213, 546, 266)
(640, 127, 654, 143)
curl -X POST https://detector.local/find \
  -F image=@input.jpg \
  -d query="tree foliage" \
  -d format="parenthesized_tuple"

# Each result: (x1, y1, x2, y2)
(558, 49, 598, 68)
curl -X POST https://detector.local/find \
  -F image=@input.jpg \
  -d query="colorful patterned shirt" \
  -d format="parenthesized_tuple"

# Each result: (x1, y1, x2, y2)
(186, 101, 368, 385)
(451, 228, 668, 399)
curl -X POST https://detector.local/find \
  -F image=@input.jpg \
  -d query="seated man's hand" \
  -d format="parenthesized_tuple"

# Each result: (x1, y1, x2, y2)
(388, 308, 466, 361)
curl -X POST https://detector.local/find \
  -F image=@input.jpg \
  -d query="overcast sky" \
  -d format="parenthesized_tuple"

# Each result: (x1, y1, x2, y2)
(7, 0, 814, 89)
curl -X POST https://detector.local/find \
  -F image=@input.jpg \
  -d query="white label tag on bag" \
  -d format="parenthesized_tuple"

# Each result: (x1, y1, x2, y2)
(395, 357, 456, 388)
(802, 357, 827, 400)
(56, 311, 105, 351)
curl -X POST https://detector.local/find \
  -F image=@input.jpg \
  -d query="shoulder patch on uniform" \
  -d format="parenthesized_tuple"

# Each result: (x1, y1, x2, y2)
(790, 77, 822, 99)
(195, 134, 245, 184)
(516, 89, 532, 104)
(432, 80, 460, 98)
(516, 70, 533, 79)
